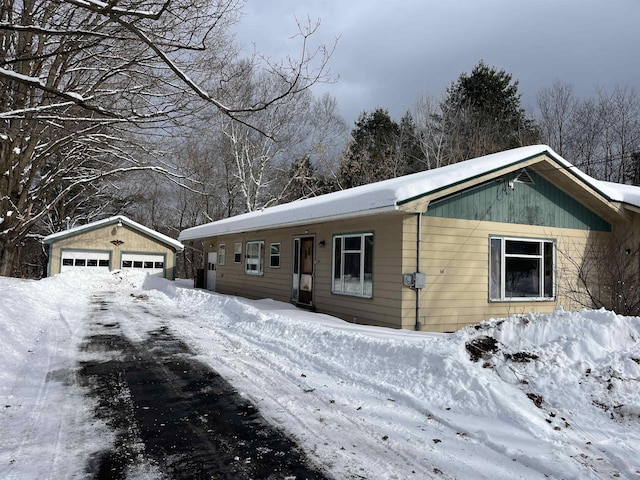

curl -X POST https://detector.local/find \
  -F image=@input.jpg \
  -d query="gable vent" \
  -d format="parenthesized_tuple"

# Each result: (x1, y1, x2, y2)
(514, 169, 534, 184)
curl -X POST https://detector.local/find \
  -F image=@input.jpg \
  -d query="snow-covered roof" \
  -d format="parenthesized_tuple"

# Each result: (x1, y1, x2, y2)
(598, 181, 640, 209)
(179, 145, 640, 241)
(44, 215, 184, 251)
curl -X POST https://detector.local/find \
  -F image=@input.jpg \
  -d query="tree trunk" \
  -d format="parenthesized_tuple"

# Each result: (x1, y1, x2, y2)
(0, 243, 16, 277)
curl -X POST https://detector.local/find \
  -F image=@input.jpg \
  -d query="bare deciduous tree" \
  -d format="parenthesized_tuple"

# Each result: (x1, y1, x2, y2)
(410, 93, 447, 170)
(558, 227, 640, 316)
(536, 80, 578, 157)
(0, 0, 334, 276)
(536, 82, 640, 184)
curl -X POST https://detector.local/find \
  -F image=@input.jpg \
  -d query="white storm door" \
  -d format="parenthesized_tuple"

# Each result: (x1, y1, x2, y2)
(206, 251, 217, 291)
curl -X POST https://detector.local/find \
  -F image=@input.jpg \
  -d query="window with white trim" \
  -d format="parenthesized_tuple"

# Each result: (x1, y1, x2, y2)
(245, 241, 264, 275)
(270, 243, 281, 268)
(489, 237, 554, 301)
(332, 233, 373, 297)
(218, 244, 226, 266)
(234, 243, 242, 263)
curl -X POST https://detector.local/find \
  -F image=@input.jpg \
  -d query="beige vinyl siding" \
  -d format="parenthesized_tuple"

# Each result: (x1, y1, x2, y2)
(412, 215, 604, 332)
(316, 215, 404, 328)
(208, 230, 293, 302)
(202, 214, 407, 329)
(48, 224, 178, 279)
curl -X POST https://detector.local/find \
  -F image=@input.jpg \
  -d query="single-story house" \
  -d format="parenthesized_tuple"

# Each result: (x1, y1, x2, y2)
(179, 145, 640, 332)
(44, 215, 184, 280)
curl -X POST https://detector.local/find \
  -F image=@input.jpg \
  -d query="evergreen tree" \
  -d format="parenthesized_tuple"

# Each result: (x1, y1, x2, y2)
(338, 108, 423, 188)
(398, 112, 424, 174)
(439, 61, 539, 163)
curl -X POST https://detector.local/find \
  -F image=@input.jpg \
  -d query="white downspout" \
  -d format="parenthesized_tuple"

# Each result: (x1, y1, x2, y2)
(415, 212, 422, 330)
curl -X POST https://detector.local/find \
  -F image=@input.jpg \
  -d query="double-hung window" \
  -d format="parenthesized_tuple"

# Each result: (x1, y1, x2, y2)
(245, 241, 264, 275)
(234, 243, 242, 263)
(490, 237, 554, 301)
(218, 244, 226, 266)
(270, 243, 281, 268)
(332, 233, 373, 297)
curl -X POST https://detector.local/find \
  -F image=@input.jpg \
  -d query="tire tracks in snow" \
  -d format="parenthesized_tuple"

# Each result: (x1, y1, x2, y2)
(3, 321, 61, 479)
(80, 291, 329, 479)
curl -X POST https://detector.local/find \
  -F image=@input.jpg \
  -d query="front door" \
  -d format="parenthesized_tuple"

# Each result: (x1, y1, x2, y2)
(206, 251, 217, 291)
(292, 237, 314, 305)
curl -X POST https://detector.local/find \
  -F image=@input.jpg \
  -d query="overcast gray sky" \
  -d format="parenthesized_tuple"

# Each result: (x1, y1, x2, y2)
(234, 0, 639, 125)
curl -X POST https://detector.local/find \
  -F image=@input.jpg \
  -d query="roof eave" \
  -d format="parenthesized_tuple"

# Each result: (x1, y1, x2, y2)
(178, 205, 400, 241)
(396, 151, 551, 208)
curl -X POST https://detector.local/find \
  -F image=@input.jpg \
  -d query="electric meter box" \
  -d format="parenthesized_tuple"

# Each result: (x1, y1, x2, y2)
(402, 272, 426, 289)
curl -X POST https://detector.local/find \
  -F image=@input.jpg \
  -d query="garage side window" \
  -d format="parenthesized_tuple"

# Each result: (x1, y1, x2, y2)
(234, 243, 242, 263)
(489, 237, 555, 301)
(332, 233, 373, 298)
(245, 241, 264, 275)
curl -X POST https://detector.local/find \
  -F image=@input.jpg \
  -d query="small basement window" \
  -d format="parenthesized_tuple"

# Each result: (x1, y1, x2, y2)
(490, 237, 554, 301)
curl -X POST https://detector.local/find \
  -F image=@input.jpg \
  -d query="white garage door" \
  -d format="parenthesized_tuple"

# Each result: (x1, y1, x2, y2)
(61, 251, 110, 272)
(121, 253, 165, 276)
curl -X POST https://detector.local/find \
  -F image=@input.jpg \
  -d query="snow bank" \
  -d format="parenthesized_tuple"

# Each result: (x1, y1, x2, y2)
(3, 270, 639, 479)
(140, 277, 640, 479)
(0, 271, 122, 479)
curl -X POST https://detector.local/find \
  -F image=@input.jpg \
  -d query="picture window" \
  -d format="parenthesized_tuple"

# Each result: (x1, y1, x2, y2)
(490, 237, 554, 301)
(332, 233, 373, 298)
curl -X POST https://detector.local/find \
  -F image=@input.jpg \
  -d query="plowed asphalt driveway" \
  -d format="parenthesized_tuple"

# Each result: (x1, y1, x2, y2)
(80, 293, 327, 479)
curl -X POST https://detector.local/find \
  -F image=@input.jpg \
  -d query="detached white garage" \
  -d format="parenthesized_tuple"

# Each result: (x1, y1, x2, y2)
(44, 216, 184, 280)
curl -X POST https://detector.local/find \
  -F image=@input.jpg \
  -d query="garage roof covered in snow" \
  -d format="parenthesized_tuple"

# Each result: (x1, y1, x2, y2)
(179, 145, 640, 241)
(44, 215, 184, 251)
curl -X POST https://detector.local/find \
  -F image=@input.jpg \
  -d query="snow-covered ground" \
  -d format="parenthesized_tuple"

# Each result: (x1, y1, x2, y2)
(1, 270, 640, 479)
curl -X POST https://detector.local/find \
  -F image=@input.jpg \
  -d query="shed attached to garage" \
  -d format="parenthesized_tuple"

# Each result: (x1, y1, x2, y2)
(44, 215, 184, 279)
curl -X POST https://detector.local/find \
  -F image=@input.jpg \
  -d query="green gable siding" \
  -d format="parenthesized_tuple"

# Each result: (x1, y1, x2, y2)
(425, 169, 611, 231)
